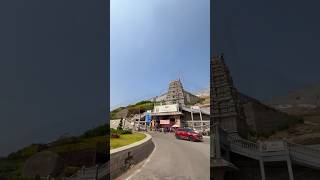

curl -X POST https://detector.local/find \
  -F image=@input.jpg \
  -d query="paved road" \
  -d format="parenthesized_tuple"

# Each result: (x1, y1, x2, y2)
(122, 131, 210, 180)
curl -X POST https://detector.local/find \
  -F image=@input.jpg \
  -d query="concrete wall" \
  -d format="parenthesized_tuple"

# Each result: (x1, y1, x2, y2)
(110, 133, 155, 179)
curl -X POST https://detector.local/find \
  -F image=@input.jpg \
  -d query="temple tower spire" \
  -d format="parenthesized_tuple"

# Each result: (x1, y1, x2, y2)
(210, 54, 248, 137)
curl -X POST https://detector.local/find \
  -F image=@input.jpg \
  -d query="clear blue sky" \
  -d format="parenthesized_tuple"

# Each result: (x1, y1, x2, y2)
(111, 0, 210, 109)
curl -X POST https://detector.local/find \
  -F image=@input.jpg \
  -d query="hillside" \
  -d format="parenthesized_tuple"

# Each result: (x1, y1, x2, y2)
(195, 88, 210, 98)
(0, 124, 108, 179)
(110, 100, 154, 120)
(264, 84, 320, 121)
(260, 84, 320, 144)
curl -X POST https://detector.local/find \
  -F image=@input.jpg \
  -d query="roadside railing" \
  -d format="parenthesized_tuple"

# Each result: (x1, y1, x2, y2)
(225, 132, 320, 168)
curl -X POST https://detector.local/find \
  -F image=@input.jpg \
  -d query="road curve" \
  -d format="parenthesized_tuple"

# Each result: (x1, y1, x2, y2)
(123, 131, 210, 180)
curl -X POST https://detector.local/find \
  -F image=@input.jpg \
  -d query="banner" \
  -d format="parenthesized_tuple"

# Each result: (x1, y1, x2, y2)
(154, 104, 178, 113)
(160, 120, 170, 124)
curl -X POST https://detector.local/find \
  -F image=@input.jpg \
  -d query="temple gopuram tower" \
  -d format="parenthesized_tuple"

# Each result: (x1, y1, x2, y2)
(166, 79, 186, 105)
(210, 54, 248, 137)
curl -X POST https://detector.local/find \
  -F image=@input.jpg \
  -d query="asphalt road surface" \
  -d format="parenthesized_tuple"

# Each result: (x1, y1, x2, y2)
(120, 131, 210, 180)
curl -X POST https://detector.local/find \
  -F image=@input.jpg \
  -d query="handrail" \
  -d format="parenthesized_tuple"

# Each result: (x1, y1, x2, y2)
(63, 162, 109, 180)
(229, 135, 259, 151)
(224, 133, 320, 168)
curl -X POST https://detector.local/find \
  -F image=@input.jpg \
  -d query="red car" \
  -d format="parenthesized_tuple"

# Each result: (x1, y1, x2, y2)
(175, 128, 203, 141)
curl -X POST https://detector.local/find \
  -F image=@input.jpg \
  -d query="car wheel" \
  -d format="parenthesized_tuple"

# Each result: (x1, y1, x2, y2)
(188, 136, 193, 141)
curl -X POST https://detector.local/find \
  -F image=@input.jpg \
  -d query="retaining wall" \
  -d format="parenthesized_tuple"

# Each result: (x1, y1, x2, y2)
(110, 133, 154, 179)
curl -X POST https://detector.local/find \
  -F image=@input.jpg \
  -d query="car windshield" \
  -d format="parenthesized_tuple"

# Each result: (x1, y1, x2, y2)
(185, 128, 194, 132)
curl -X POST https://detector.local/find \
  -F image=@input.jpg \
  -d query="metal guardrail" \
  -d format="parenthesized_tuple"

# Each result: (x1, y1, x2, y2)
(229, 135, 259, 151)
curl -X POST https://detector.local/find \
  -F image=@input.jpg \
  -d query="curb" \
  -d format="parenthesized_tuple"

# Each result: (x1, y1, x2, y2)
(110, 133, 151, 154)
(110, 133, 155, 179)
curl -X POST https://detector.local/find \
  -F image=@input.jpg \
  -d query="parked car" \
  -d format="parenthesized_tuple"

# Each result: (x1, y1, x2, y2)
(175, 128, 203, 141)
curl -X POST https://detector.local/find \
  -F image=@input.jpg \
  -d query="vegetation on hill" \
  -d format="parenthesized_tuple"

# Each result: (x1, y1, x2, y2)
(185, 97, 207, 106)
(0, 124, 108, 179)
(110, 106, 126, 119)
(110, 100, 154, 119)
(248, 116, 305, 142)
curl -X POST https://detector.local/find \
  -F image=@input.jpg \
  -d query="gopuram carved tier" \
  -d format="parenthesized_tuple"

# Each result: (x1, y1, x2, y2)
(210, 54, 248, 138)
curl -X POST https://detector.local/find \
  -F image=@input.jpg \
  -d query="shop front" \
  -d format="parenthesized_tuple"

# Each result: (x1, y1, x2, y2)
(150, 104, 182, 129)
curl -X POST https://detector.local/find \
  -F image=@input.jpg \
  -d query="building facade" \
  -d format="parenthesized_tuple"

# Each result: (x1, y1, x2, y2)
(150, 104, 210, 131)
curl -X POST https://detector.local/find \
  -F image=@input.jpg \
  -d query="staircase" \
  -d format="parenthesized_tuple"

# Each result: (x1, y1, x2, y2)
(63, 162, 109, 180)
(225, 134, 320, 170)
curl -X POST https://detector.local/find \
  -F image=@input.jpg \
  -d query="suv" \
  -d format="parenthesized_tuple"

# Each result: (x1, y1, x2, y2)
(175, 128, 203, 142)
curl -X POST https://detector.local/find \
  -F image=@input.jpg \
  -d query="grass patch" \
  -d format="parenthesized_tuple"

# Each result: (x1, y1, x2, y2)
(110, 133, 146, 149)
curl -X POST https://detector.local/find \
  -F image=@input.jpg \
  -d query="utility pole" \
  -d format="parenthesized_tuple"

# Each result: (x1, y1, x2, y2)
(138, 107, 141, 131)
(199, 106, 203, 132)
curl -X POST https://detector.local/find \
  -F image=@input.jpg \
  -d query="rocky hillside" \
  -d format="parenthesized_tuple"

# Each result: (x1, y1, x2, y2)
(195, 88, 210, 98)
(260, 84, 320, 144)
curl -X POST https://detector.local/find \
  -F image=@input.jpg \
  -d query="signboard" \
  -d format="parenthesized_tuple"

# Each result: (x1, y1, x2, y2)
(154, 104, 178, 113)
(261, 141, 285, 152)
(160, 120, 170, 125)
(145, 110, 152, 123)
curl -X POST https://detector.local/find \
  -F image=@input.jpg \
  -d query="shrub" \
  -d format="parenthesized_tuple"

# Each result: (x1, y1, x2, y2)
(110, 128, 118, 134)
(109, 128, 132, 138)
(64, 166, 80, 177)
(110, 128, 120, 138)
(121, 129, 132, 134)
